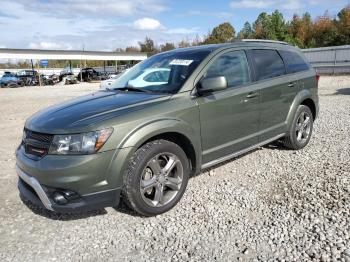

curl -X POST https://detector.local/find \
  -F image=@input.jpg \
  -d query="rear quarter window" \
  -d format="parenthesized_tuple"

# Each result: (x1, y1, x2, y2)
(250, 49, 286, 81)
(279, 50, 310, 74)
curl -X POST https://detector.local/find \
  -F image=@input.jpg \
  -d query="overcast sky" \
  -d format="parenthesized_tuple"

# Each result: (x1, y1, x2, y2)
(0, 0, 349, 51)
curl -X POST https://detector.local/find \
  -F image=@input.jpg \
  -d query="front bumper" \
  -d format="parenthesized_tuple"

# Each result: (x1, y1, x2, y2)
(17, 165, 121, 213)
(16, 145, 118, 195)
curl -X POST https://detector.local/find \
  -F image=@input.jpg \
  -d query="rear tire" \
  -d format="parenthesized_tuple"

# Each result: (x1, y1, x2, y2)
(122, 140, 189, 216)
(283, 105, 313, 150)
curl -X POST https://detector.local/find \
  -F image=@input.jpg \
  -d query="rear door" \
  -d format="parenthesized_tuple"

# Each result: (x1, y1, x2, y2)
(247, 49, 293, 141)
(195, 50, 260, 164)
(279, 49, 313, 92)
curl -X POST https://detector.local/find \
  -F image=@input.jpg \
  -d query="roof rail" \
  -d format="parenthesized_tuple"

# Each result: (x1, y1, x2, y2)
(241, 39, 290, 45)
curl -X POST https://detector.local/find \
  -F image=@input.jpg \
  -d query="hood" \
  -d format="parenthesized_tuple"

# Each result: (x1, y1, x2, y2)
(26, 90, 169, 134)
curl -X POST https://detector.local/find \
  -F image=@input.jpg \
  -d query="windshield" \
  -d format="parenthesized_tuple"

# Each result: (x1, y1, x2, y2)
(111, 49, 211, 94)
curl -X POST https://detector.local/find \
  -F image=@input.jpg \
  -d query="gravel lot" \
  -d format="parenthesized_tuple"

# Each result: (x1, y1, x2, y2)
(0, 77, 349, 261)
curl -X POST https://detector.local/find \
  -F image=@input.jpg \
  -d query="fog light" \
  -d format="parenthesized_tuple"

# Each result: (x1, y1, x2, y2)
(62, 190, 79, 201)
(52, 191, 68, 205)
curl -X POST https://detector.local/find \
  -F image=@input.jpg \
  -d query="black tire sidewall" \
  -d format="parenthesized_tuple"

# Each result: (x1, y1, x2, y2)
(125, 140, 189, 216)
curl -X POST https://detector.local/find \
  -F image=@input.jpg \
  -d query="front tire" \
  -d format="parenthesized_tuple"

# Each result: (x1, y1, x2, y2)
(283, 105, 314, 150)
(122, 140, 189, 216)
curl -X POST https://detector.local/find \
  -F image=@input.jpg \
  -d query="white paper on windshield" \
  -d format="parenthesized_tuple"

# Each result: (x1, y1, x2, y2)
(169, 59, 193, 66)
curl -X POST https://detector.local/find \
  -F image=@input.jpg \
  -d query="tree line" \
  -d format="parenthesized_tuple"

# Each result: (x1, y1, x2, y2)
(125, 5, 350, 55)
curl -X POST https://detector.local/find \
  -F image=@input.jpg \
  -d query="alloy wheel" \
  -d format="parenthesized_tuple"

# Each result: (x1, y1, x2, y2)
(295, 111, 312, 143)
(140, 153, 183, 208)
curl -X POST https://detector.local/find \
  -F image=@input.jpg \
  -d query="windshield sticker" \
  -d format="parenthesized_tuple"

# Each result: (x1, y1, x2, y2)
(169, 59, 193, 66)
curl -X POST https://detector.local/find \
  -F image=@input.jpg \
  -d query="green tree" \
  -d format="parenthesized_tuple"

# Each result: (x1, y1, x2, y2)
(160, 42, 175, 52)
(125, 46, 140, 52)
(178, 39, 191, 48)
(138, 37, 159, 55)
(253, 10, 287, 41)
(270, 10, 287, 40)
(238, 22, 253, 39)
(312, 13, 338, 47)
(336, 6, 350, 45)
(288, 13, 314, 47)
(253, 12, 273, 39)
(204, 22, 236, 44)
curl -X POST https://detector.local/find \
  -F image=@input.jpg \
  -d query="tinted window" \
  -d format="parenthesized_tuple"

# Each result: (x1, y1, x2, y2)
(279, 50, 309, 73)
(144, 70, 170, 82)
(204, 51, 250, 88)
(251, 50, 286, 80)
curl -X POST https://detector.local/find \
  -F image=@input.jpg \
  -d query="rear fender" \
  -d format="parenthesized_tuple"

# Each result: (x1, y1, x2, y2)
(286, 89, 313, 130)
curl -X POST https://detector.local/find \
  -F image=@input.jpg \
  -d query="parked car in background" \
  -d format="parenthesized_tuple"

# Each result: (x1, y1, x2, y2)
(16, 40, 319, 216)
(17, 70, 39, 86)
(0, 72, 24, 88)
(63, 74, 78, 85)
(59, 67, 74, 82)
(77, 67, 108, 82)
(41, 75, 55, 86)
(128, 68, 170, 87)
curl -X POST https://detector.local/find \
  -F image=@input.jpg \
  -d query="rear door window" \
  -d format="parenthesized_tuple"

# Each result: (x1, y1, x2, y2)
(250, 49, 286, 81)
(279, 50, 310, 74)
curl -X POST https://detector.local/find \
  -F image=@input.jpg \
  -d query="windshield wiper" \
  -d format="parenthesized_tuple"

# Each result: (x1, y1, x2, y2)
(114, 87, 147, 93)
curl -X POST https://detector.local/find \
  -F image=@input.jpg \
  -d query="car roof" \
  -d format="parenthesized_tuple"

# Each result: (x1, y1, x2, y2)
(167, 40, 299, 54)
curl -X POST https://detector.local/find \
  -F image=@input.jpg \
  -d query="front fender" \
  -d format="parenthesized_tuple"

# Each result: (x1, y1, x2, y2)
(106, 118, 202, 188)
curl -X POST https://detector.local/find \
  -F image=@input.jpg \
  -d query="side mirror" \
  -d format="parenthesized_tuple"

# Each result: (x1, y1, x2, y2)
(197, 76, 228, 95)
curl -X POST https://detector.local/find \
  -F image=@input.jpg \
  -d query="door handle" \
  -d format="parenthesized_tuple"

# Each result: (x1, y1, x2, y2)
(287, 83, 295, 88)
(246, 92, 258, 99)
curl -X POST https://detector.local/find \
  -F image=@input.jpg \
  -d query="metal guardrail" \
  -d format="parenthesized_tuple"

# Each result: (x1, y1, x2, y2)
(302, 45, 350, 74)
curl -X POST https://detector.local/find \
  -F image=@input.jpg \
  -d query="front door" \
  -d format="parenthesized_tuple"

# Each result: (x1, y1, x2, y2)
(195, 50, 260, 165)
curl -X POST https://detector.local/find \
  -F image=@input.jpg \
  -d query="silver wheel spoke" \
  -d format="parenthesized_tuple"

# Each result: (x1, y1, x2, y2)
(141, 177, 157, 192)
(296, 123, 302, 131)
(163, 157, 178, 176)
(148, 158, 162, 174)
(165, 177, 182, 190)
(297, 130, 303, 141)
(303, 117, 310, 127)
(153, 184, 164, 206)
(296, 111, 312, 143)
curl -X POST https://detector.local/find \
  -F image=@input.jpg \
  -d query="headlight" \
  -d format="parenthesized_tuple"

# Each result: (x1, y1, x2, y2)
(48, 128, 113, 155)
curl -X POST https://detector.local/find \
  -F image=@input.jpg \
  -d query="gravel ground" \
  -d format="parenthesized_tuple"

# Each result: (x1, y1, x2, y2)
(0, 77, 349, 261)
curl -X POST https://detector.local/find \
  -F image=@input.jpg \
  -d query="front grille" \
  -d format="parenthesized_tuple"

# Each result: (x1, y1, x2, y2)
(23, 129, 54, 157)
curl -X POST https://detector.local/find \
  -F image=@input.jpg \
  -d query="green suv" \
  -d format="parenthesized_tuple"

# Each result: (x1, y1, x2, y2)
(16, 40, 319, 216)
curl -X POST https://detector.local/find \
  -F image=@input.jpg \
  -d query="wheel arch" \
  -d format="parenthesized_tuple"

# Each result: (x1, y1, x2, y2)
(286, 90, 317, 130)
(108, 118, 202, 188)
(141, 132, 198, 176)
(300, 98, 316, 120)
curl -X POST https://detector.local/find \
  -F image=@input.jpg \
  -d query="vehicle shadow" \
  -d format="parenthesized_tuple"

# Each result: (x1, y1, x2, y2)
(334, 88, 350, 95)
(198, 140, 288, 175)
(20, 194, 107, 221)
(20, 140, 289, 220)
(262, 140, 290, 151)
(320, 88, 350, 96)
(113, 201, 145, 218)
